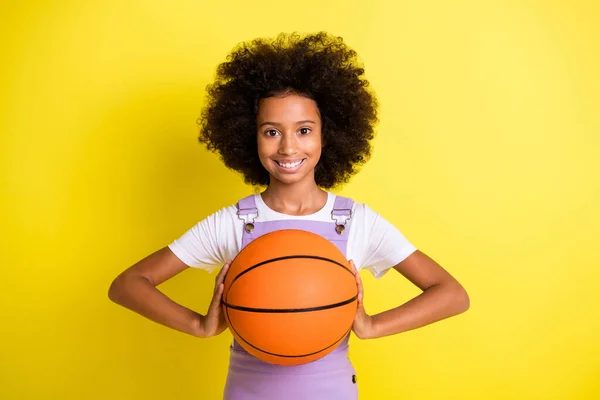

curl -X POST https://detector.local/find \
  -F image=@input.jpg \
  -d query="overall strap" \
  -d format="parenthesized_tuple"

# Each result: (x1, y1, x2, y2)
(236, 195, 258, 233)
(237, 195, 258, 216)
(331, 195, 354, 234)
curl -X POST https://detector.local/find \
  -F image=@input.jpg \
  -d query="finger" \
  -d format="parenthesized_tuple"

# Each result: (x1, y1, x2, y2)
(355, 272, 364, 306)
(349, 259, 357, 273)
(217, 259, 232, 279)
(355, 271, 363, 293)
(215, 260, 232, 289)
(210, 283, 225, 312)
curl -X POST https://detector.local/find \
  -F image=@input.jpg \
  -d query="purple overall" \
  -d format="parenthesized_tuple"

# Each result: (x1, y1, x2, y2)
(222, 194, 358, 400)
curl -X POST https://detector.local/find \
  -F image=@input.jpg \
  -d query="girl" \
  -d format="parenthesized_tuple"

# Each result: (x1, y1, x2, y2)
(108, 32, 470, 399)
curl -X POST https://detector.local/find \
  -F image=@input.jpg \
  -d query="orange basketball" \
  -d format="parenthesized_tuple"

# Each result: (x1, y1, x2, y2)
(222, 229, 358, 366)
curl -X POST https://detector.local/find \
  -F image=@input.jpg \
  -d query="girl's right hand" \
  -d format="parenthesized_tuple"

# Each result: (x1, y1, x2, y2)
(199, 259, 232, 338)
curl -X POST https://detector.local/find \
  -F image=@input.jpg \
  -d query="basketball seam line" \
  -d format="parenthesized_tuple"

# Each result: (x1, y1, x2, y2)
(222, 295, 358, 313)
(226, 298, 354, 359)
(225, 255, 355, 305)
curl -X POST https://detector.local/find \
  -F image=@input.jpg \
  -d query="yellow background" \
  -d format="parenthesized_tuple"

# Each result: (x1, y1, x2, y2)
(2, 1, 599, 399)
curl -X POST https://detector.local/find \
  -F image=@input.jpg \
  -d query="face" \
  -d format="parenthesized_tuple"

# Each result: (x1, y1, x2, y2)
(256, 94, 323, 186)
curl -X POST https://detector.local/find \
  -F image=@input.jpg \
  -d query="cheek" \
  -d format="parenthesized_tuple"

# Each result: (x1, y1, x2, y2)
(256, 137, 274, 164)
(256, 136, 267, 156)
(309, 134, 323, 156)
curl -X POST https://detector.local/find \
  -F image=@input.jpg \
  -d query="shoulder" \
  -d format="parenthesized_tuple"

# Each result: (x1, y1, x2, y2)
(180, 201, 240, 238)
(339, 196, 378, 226)
(203, 202, 239, 225)
(346, 197, 406, 238)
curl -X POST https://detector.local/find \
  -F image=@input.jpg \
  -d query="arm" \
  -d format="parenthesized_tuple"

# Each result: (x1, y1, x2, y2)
(108, 246, 229, 338)
(353, 250, 470, 339)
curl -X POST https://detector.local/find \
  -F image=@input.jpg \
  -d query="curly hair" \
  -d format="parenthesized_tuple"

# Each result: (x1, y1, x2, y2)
(197, 32, 378, 189)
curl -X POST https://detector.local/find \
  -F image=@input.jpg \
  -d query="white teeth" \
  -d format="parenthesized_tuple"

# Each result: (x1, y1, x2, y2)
(277, 160, 302, 168)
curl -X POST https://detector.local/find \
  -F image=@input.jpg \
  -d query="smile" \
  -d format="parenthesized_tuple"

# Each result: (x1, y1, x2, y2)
(274, 159, 305, 171)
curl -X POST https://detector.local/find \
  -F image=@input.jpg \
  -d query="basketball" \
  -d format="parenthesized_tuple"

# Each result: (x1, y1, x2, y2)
(221, 229, 358, 366)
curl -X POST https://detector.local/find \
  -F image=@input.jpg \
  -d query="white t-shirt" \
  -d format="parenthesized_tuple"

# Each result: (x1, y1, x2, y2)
(168, 192, 417, 278)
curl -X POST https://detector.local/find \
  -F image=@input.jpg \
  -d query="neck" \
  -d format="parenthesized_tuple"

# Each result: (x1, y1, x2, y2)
(261, 178, 327, 216)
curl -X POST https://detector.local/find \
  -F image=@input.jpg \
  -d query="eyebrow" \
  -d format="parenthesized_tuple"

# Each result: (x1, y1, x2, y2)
(258, 120, 317, 128)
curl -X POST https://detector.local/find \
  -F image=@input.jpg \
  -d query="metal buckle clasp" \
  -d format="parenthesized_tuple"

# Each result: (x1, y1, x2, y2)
(237, 207, 258, 233)
(331, 209, 352, 235)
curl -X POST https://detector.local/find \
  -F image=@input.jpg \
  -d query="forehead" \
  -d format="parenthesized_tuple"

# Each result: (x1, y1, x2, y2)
(256, 94, 320, 123)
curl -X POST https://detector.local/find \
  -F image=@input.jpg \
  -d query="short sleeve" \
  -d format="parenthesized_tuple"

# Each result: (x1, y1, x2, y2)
(348, 203, 417, 278)
(167, 205, 240, 272)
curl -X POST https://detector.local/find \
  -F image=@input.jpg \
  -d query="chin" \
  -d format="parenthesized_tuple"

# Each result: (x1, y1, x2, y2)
(272, 175, 303, 185)
(269, 171, 312, 185)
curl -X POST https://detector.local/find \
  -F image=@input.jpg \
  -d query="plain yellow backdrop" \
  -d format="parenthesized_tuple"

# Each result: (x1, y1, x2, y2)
(2, 1, 599, 399)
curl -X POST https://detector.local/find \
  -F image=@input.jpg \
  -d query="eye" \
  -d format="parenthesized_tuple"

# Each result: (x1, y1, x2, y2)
(299, 127, 311, 135)
(265, 129, 279, 137)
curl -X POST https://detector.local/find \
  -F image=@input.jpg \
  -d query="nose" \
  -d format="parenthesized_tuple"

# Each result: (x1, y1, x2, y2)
(278, 132, 298, 155)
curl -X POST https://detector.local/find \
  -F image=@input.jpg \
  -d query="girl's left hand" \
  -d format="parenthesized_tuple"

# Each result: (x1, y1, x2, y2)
(350, 260, 376, 339)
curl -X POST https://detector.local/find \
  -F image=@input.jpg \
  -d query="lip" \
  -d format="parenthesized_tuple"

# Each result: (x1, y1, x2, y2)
(273, 158, 306, 173)
(276, 159, 303, 163)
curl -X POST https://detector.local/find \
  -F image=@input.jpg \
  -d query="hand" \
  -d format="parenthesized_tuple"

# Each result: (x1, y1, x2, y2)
(199, 259, 231, 338)
(350, 260, 376, 340)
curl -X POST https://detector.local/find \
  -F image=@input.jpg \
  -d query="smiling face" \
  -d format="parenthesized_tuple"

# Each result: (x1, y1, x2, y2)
(256, 93, 323, 187)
